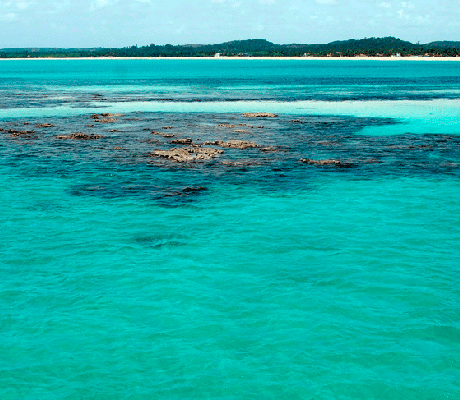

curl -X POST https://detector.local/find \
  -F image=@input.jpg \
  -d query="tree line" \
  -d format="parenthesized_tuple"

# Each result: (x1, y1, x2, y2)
(1, 37, 459, 58)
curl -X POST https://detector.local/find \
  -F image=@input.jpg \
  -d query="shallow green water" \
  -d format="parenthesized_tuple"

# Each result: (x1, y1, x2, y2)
(1, 60, 459, 399)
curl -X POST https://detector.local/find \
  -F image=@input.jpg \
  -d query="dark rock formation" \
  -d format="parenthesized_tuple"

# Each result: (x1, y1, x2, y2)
(300, 158, 354, 168)
(57, 133, 104, 140)
(101, 113, 122, 117)
(150, 147, 224, 162)
(36, 123, 54, 128)
(204, 139, 260, 149)
(243, 112, 278, 118)
(170, 138, 193, 145)
(6, 129, 36, 138)
(90, 113, 122, 123)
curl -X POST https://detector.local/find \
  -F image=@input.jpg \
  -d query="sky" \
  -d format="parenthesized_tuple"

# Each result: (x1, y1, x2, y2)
(0, 0, 459, 48)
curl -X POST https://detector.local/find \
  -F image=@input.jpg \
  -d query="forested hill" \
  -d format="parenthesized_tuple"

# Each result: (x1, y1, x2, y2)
(1, 37, 459, 58)
(426, 41, 460, 49)
(306, 37, 416, 52)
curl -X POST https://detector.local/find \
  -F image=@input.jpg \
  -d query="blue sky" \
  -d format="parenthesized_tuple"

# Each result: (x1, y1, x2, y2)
(1, 0, 459, 47)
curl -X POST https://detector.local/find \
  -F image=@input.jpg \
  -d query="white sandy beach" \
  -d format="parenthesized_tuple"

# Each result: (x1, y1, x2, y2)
(1, 56, 460, 61)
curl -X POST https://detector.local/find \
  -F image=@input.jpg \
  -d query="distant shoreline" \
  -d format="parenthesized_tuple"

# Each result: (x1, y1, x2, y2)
(1, 56, 460, 61)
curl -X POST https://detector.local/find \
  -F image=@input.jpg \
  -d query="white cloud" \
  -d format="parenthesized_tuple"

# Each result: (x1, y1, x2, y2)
(90, 0, 115, 12)
(16, 2, 31, 10)
(0, 11, 15, 20)
(400, 2, 414, 9)
(379, 2, 391, 8)
(316, 0, 337, 4)
(260, 0, 275, 4)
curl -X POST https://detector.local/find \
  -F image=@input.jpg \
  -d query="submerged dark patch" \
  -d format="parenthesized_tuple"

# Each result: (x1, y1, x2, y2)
(1, 112, 459, 204)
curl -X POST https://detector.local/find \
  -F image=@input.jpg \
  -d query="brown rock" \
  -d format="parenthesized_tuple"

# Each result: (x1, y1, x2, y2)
(101, 113, 123, 117)
(162, 126, 174, 129)
(170, 138, 193, 145)
(223, 140, 260, 149)
(203, 140, 223, 146)
(299, 158, 354, 168)
(243, 113, 278, 118)
(7, 129, 36, 138)
(36, 123, 54, 128)
(218, 124, 236, 128)
(204, 139, 260, 149)
(150, 147, 223, 162)
(57, 133, 104, 140)
(91, 113, 122, 121)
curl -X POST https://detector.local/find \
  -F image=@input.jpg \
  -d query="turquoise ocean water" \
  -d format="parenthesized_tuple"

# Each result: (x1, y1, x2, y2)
(1, 60, 459, 399)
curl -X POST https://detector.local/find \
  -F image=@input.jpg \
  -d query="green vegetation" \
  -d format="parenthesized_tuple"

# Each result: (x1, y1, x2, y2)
(1, 37, 460, 58)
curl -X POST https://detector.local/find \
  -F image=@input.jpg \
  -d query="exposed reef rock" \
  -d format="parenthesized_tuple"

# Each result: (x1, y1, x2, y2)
(243, 113, 278, 118)
(300, 158, 354, 168)
(218, 124, 236, 128)
(203, 139, 260, 149)
(90, 113, 122, 123)
(150, 147, 224, 162)
(6, 129, 36, 138)
(170, 138, 193, 145)
(36, 123, 54, 128)
(162, 126, 174, 129)
(150, 131, 175, 138)
(57, 133, 104, 140)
